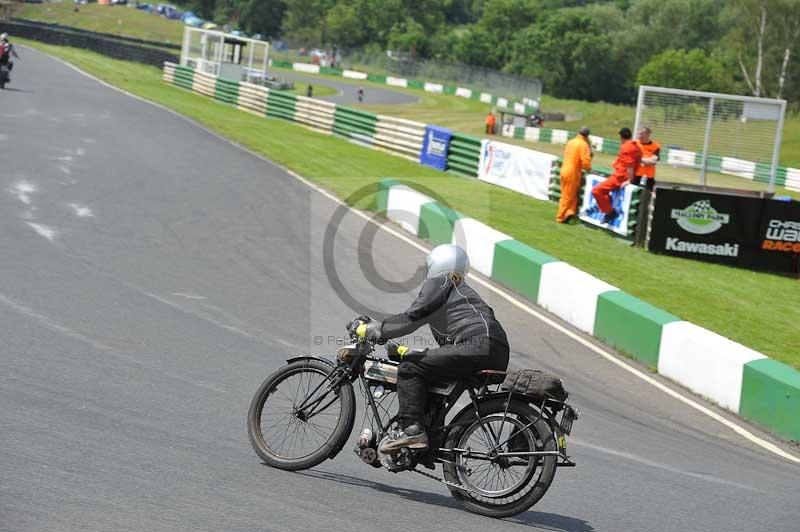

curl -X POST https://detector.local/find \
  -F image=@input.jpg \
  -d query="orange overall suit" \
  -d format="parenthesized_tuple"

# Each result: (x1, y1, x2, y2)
(556, 135, 592, 222)
(591, 140, 642, 213)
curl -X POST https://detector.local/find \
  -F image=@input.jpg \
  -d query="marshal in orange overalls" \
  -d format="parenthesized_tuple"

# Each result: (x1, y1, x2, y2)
(634, 139, 661, 190)
(556, 135, 592, 222)
(485, 112, 496, 135)
(591, 140, 642, 214)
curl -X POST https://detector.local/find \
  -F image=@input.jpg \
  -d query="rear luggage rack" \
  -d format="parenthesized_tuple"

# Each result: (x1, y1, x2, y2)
(559, 404, 579, 436)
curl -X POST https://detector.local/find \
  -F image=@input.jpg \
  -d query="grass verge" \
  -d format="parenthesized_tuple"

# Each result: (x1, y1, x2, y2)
(283, 84, 338, 98)
(19, 39, 800, 369)
(14, 2, 184, 46)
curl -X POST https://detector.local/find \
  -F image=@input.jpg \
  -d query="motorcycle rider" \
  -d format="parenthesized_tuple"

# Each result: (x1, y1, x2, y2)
(351, 244, 510, 453)
(0, 33, 19, 78)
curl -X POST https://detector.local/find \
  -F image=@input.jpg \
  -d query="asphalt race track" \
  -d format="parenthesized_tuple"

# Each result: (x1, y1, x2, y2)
(268, 69, 420, 105)
(1, 49, 798, 532)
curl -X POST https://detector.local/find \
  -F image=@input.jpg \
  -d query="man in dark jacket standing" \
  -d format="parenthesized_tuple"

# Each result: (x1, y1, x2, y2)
(352, 244, 509, 452)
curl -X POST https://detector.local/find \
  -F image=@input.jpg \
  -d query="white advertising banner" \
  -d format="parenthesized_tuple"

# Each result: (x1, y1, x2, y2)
(578, 173, 636, 237)
(478, 140, 557, 201)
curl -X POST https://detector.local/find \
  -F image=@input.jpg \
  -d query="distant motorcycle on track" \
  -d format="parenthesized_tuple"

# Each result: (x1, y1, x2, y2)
(247, 318, 579, 518)
(0, 64, 10, 90)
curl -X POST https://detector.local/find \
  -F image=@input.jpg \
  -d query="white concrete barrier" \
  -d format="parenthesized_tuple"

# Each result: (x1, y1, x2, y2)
(386, 76, 408, 88)
(551, 129, 568, 145)
(721, 157, 757, 179)
(524, 127, 541, 142)
(537, 262, 617, 333)
(293, 63, 320, 74)
(424, 82, 444, 94)
(451, 218, 512, 277)
(386, 186, 434, 235)
(658, 322, 767, 411)
(667, 149, 697, 168)
(343, 70, 368, 80)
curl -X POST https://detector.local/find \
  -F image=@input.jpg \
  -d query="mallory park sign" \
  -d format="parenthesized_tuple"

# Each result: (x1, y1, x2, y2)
(648, 187, 800, 274)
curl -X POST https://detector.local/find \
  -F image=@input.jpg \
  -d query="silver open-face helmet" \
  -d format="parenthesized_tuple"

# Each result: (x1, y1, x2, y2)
(424, 244, 470, 279)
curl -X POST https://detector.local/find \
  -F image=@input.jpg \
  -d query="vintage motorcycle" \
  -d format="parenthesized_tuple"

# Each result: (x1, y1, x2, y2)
(247, 322, 579, 518)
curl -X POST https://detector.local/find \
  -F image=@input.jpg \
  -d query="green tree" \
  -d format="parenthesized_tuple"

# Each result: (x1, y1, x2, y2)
(282, 0, 336, 45)
(191, 0, 218, 20)
(719, 0, 800, 99)
(508, 10, 629, 102)
(451, 0, 540, 68)
(239, 0, 286, 38)
(387, 18, 430, 55)
(635, 49, 733, 92)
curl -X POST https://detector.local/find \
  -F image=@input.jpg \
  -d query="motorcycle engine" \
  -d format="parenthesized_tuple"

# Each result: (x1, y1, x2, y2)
(378, 435, 414, 472)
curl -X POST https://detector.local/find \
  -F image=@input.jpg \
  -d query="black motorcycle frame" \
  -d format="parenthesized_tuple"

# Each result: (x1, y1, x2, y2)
(284, 342, 577, 470)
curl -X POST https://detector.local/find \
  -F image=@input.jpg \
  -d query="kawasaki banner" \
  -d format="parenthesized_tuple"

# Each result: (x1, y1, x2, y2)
(648, 188, 800, 273)
(578, 174, 637, 237)
(478, 140, 556, 201)
(420, 125, 452, 171)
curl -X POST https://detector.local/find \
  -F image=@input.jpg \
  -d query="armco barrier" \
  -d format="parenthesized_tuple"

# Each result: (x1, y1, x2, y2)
(376, 179, 800, 442)
(11, 17, 182, 50)
(374, 115, 425, 160)
(334, 106, 377, 146)
(162, 63, 415, 154)
(447, 132, 482, 176)
(3, 20, 178, 67)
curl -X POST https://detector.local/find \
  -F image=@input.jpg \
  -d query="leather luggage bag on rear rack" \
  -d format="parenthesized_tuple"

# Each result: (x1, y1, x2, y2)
(501, 369, 568, 404)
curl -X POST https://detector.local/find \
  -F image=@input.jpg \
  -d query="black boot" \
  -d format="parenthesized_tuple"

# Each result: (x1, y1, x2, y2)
(602, 208, 619, 224)
(379, 423, 429, 453)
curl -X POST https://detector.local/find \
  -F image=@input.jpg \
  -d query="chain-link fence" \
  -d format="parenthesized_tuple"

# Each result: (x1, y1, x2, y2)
(271, 47, 542, 102)
(634, 86, 787, 192)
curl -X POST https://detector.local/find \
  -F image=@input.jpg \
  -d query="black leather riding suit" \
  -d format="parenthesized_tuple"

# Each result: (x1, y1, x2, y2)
(380, 274, 510, 427)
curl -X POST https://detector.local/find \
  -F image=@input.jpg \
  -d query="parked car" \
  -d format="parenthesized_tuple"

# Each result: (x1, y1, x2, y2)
(183, 15, 204, 27)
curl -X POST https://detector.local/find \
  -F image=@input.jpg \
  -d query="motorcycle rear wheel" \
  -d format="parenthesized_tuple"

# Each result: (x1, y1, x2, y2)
(442, 397, 558, 518)
(247, 359, 355, 471)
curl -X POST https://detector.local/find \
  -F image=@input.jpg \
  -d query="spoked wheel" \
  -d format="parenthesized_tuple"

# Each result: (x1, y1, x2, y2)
(247, 359, 355, 471)
(442, 397, 558, 518)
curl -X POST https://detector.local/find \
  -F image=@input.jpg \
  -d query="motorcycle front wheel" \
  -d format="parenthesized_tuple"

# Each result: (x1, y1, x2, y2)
(247, 359, 355, 471)
(442, 397, 559, 518)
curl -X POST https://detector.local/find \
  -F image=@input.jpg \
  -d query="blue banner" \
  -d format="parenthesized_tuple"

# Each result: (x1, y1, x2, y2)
(578, 174, 636, 237)
(420, 125, 452, 171)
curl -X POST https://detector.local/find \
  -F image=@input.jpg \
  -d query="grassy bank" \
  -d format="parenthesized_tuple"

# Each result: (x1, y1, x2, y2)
(18, 39, 800, 370)
(14, 2, 184, 45)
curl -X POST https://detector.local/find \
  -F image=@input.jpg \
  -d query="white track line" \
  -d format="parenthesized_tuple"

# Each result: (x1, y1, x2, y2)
(31, 46, 800, 464)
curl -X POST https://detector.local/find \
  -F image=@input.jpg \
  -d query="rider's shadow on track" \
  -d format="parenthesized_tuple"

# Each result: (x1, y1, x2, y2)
(294, 469, 595, 531)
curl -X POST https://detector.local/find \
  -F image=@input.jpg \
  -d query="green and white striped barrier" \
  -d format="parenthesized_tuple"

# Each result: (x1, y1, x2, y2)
(376, 179, 800, 442)
(499, 125, 800, 192)
(163, 62, 426, 160)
